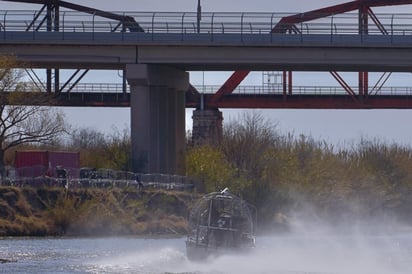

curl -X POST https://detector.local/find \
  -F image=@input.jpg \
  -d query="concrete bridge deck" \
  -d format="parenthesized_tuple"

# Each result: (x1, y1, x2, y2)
(1, 11, 412, 71)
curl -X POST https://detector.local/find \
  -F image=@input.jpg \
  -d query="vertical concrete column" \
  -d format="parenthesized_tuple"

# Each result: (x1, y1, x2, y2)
(167, 88, 177, 173)
(176, 90, 186, 174)
(126, 64, 189, 175)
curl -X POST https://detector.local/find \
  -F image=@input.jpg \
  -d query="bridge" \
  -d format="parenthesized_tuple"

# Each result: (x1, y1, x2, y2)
(1, 0, 412, 175)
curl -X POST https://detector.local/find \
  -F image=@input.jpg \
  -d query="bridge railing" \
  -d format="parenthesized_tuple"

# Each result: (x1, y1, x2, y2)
(194, 85, 412, 96)
(4, 82, 412, 96)
(2, 11, 412, 40)
(58, 82, 128, 93)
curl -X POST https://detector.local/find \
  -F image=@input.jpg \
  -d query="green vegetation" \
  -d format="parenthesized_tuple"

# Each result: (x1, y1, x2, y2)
(66, 127, 132, 170)
(186, 112, 412, 231)
(2, 54, 412, 235)
(3, 111, 412, 235)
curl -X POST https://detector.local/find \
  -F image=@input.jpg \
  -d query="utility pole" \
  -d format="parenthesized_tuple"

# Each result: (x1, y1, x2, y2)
(197, 0, 202, 33)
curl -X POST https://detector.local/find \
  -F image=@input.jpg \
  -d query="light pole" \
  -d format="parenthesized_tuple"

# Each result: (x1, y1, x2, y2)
(197, 0, 202, 33)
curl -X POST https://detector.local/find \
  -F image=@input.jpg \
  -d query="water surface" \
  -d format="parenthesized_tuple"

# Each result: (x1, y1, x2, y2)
(1, 233, 412, 273)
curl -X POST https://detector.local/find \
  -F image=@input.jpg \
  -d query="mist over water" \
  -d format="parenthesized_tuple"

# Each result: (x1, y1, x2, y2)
(85, 230, 412, 274)
(81, 229, 412, 274)
(2, 223, 412, 274)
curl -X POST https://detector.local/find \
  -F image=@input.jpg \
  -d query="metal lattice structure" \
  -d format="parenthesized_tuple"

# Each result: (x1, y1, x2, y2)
(206, 0, 412, 109)
(186, 189, 255, 260)
(2, 0, 412, 109)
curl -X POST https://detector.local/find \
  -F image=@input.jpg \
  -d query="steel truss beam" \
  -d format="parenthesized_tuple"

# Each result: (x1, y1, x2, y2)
(58, 69, 89, 94)
(211, 0, 412, 109)
(25, 68, 46, 91)
(5, 0, 140, 95)
(3, 0, 144, 32)
(188, 94, 412, 109)
(209, 71, 249, 103)
(3, 92, 411, 109)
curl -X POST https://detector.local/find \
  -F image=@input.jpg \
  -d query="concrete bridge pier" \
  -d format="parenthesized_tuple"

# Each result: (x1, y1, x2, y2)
(126, 64, 189, 175)
(192, 108, 223, 145)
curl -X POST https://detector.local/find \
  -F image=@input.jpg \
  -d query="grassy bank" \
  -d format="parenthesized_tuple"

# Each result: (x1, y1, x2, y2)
(0, 186, 196, 237)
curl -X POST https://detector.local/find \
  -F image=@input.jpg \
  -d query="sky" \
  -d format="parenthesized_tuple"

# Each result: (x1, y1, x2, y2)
(2, 0, 412, 147)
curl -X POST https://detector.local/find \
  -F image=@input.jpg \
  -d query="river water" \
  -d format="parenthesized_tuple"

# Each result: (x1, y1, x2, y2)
(1, 232, 412, 274)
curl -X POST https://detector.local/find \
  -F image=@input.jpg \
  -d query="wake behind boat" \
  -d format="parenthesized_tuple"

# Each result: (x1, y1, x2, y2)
(186, 188, 256, 260)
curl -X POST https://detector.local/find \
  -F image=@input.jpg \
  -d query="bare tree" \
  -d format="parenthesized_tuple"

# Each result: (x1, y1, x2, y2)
(0, 56, 67, 175)
(104, 127, 132, 171)
(69, 127, 107, 150)
(221, 111, 278, 178)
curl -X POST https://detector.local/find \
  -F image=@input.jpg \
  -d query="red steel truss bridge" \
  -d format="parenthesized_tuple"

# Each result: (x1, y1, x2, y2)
(1, 0, 412, 111)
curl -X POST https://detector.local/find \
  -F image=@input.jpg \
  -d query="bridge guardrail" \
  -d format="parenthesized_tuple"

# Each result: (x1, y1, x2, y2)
(4, 83, 412, 96)
(193, 85, 412, 96)
(2, 11, 412, 42)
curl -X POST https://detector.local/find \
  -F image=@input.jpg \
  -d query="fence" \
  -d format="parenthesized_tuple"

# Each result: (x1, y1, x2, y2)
(2, 11, 412, 42)
(1, 166, 195, 191)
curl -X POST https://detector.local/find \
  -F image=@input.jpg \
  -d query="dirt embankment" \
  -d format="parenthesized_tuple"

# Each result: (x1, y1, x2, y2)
(0, 186, 197, 237)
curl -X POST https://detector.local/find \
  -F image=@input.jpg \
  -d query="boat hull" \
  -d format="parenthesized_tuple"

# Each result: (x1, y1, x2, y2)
(186, 240, 254, 261)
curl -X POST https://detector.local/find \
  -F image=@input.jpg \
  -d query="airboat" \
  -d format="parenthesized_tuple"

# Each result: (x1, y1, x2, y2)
(186, 188, 256, 260)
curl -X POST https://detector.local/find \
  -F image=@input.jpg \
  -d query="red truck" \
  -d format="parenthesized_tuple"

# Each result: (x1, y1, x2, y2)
(14, 150, 80, 178)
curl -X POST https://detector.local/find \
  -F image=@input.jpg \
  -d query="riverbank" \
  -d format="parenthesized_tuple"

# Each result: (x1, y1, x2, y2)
(0, 186, 197, 237)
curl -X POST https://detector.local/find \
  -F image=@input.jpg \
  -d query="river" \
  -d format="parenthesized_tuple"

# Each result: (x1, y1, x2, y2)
(1, 232, 412, 274)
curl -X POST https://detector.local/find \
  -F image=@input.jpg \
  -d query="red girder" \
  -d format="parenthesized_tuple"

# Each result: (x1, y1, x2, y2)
(274, 0, 412, 32)
(208, 71, 249, 103)
(212, 0, 412, 109)
(367, 8, 388, 34)
(195, 95, 412, 109)
(330, 71, 357, 98)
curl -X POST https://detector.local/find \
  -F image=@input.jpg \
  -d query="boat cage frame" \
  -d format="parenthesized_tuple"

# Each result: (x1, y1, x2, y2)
(187, 191, 255, 254)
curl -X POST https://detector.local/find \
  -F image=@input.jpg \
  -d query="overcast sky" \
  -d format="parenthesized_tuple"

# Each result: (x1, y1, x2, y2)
(4, 0, 412, 12)
(2, 0, 412, 147)
(0, 0, 364, 12)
